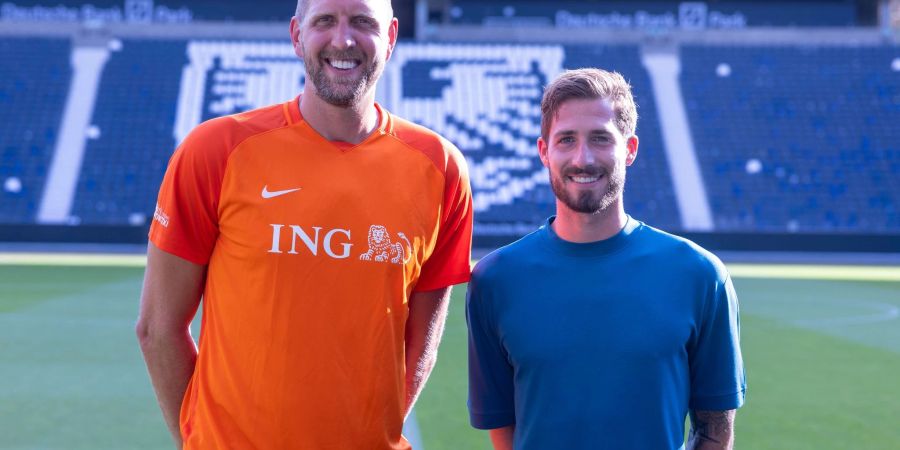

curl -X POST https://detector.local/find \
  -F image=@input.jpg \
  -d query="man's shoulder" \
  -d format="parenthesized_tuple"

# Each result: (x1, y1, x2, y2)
(387, 114, 455, 151)
(472, 227, 545, 283)
(636, 222, 729, 282)
(181, 102, 291, 156)
(198, 102, 290, 141)
(385, 113, 466, 174)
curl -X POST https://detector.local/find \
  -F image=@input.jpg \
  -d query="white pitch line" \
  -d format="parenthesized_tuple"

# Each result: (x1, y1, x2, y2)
(0, 252, 146, 266)
(727, 264, 900, 282)
(403, 409, 424, 450)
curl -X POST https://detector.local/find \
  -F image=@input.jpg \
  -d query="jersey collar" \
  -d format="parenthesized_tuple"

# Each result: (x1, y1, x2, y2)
(541, 215, 640, 257)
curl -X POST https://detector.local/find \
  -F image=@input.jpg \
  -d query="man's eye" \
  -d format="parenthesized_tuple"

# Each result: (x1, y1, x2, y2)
(558, 136, 575, 144)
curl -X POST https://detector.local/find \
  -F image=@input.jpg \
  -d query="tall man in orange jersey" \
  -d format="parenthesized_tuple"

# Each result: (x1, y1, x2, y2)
(136, 0, 473, 448)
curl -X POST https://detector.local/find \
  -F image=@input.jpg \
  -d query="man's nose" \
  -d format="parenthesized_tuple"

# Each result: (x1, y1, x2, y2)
(331, 20, 356, 50)
(572, 142, 596, 166)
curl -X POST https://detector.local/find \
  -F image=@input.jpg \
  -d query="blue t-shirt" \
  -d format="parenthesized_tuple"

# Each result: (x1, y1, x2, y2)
(466, 216, 746, 450)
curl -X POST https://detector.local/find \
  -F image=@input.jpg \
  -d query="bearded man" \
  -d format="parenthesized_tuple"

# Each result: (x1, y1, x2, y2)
(136, 1, 473, 448)
(465, 68, 746, 450)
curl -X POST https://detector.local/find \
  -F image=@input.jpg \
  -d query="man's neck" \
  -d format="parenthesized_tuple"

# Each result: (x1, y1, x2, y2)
(299, 92, 380, 144)
(552, 200, 628, 243)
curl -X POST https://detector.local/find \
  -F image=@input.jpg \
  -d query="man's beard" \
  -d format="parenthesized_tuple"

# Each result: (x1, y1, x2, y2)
(304, 47, 380, 107)
(549, 163, 626, 214)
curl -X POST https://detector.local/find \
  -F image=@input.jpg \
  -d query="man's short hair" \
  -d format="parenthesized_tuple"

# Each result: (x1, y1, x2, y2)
(540, 68, 638, 141)
(295, 0, 394, 23)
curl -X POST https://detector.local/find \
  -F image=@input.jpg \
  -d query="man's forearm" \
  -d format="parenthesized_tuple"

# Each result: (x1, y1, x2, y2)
(687, 409, 736, 450)
(489, 425, 515, 450)
(404, 287, 452, 417)
(137, 328, 198, 448)
(138, 243, 205, 448)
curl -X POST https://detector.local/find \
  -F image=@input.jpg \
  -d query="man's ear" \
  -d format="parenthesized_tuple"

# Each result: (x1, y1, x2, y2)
(385, 17, 399, 61)
(625, 135, 639, 166)
(537, 137, 550, 168)
(290, 16, 303, 60)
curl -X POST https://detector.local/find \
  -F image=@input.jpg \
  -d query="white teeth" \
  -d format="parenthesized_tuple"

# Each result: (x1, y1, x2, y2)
(329, 59, 358, 69)
(571, 176, 599, 183)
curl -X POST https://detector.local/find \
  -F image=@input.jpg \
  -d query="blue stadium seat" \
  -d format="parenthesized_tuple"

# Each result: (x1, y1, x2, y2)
(71, 40, 189, 225)
(681, 45, 900, 232)
(0, 38, 71, 224)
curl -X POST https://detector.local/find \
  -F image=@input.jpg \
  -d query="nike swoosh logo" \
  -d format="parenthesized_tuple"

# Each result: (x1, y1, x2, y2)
(261, 185, 302, 199)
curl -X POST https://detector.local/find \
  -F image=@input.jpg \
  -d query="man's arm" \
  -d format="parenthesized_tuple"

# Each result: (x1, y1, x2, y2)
(686, 409, 736, 450)
(488, 425, 515, 450)
(135, 242, 205, 448)
(404, 286, 452, 417)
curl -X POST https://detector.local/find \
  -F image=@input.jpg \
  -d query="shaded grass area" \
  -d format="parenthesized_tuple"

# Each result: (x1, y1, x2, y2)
(2, 265, 899, 449)
(416, 286, 490, 449)
(0, 265, 171, 449)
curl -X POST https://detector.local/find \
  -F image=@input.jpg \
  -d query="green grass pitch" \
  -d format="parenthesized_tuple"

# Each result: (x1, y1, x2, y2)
(1, 258, 898, 449)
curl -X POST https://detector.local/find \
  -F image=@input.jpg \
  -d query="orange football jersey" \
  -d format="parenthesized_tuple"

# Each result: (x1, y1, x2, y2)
(149, 97, 473, 449)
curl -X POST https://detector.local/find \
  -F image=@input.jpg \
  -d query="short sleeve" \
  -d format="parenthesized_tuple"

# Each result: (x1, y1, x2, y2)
(414, 147, 473, 291)
(689, 275, 746, 411)
(148, 120, 230, 265)
(466, 265, 516, 429)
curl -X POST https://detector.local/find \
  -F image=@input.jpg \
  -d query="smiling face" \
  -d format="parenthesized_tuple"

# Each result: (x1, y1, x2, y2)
(290, 0, 397, 107)
(538, 97, 638, 215)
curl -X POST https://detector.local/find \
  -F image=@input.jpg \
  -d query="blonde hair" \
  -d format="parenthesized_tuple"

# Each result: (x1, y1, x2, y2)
(540, 68, 638, 140)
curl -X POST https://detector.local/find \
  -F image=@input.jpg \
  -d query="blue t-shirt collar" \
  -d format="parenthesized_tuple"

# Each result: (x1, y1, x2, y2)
(541, 215, 640, 257)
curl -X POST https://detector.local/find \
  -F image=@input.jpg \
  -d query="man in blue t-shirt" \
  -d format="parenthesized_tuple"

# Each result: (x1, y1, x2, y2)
(466, 68, 746, 450)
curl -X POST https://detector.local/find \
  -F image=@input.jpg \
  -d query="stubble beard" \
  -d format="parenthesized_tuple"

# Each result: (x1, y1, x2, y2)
(549, 163, 626, 215)
(304, 46, 381, 107)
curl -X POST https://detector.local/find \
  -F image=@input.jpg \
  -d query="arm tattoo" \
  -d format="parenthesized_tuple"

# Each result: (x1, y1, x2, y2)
(687, 410, 736, 450)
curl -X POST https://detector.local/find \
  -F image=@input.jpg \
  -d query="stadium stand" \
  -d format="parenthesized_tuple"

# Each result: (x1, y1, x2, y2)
(1, 30, 897, 241)
(45, 40, 681, 233)
(0, 37, 71, 224)
(681, 45, 900, 233)
(71, 39, 187, 225)
(391, 43, 680, 234)
(391, 43, 563, 234)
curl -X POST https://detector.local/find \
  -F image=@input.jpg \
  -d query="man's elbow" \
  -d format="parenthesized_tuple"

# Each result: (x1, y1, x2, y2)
(135, 317, 158, 352)
(135, 317, 182, 353)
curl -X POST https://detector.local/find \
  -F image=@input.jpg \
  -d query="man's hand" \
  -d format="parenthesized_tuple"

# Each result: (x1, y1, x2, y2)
(403, 286, 452, 417)
(687, 409, 736, 450)
(136, 243, 205, 448)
